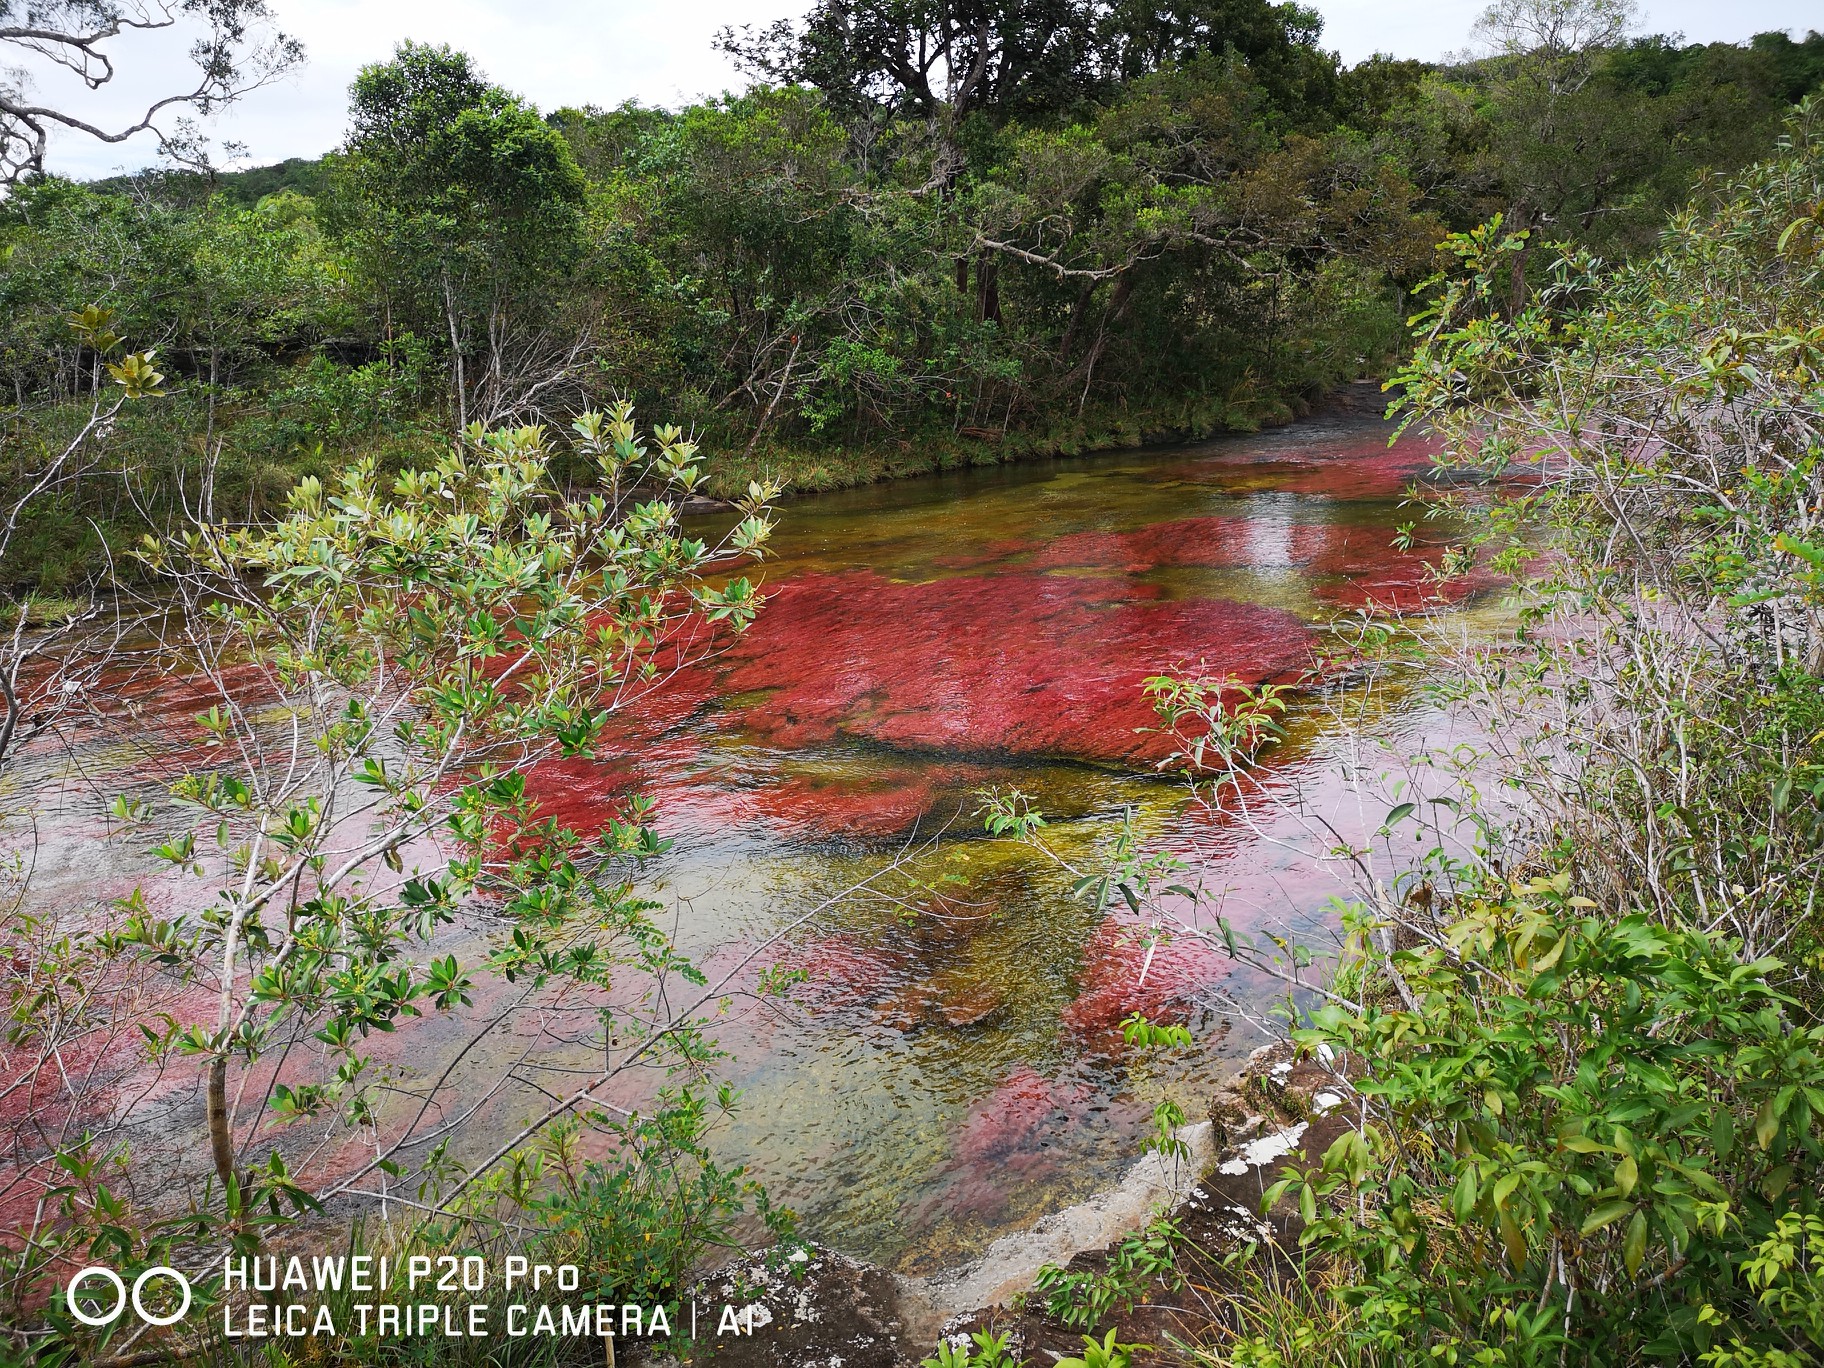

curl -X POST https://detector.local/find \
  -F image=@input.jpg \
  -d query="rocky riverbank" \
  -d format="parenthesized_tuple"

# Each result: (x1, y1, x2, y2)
(662, 1040, 1352, 1367)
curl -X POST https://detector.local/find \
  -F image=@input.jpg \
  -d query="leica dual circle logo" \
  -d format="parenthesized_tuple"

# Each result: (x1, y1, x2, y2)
(66, 1265, 193, 1327)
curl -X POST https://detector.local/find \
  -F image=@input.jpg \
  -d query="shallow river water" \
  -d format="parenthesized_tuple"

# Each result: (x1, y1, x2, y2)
(496, 396, 1478, 1273)
(12, 395, 1484, 1276)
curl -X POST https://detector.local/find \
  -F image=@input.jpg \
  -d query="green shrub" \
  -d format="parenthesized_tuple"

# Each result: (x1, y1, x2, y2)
(1266, 876, 1824, 1364)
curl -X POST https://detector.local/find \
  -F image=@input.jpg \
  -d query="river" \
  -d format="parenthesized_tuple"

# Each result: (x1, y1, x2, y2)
(10, 393, 1485, 1277)
(502, 393, 1478, 1273)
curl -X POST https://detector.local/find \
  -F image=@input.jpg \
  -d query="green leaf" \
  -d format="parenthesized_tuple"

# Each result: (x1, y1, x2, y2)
(1533, 933, 1568, 972)
(1492, 1171, 1522, 1210)
(1623, 1210, 1647, 1276)
(1581, 1200, 1634, 1236)
(1774, 532, 1824, 568)
(1756, 1097, 1779, 1150)
(1560, 1136, 1611, 1154)
(1498, 1209, 1528, 1268)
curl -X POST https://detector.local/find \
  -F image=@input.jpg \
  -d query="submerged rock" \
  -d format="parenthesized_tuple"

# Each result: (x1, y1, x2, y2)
(933, 981, 1005, 1030)
(927, 1039, 1358, 1365)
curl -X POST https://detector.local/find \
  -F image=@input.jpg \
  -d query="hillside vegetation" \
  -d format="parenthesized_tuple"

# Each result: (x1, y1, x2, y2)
(2, 6, 1821, 587)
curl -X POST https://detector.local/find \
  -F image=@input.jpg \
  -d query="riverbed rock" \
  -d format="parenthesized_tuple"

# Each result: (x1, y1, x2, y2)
(869, 974, 1006, 1032)
(931, 975, 1006, 1030)
(642, 1040, 1357, 1366)
(871, 982, 935, 1033)
(673, 1246, 907, 1367)
(917, 1038, 1358, 1366)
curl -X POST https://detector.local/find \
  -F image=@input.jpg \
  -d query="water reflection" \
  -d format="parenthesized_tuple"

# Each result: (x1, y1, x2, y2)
(11, 400, 1482, 1273)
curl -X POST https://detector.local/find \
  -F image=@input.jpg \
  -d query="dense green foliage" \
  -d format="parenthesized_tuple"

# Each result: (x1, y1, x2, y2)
(960, 87, 1824, 1368)
(1220, 98, 1824, 1366)
(3, 8, 1821, 588)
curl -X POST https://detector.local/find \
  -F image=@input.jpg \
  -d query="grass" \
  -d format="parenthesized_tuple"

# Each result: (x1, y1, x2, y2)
(706, 394, 1307, 501)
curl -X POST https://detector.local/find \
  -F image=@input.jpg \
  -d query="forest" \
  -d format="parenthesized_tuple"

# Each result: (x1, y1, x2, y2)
(3, 2, 1824, 1367)
(3, 3, 1821, 588)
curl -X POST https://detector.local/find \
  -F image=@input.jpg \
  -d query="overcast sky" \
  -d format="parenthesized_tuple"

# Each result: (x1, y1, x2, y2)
(18, 0, 1824, 180)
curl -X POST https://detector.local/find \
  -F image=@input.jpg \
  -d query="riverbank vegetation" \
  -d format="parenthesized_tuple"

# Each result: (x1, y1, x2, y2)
(1279, 97, 1824, 1364)
(4, 4, 1822, 589)
(974, 91, 1824, 1368)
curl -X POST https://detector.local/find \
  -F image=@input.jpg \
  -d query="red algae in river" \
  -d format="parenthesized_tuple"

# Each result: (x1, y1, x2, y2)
(953, 1065, 1093, 1167)
(1142, 429, 1441, 501)
(698, 569, 1314, 765)
(1061, 916, 1233, 1039)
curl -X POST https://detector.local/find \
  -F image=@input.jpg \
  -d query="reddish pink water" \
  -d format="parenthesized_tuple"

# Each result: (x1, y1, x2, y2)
(489, 401, 1478, 1268)
(7, 399, 1484, 1274)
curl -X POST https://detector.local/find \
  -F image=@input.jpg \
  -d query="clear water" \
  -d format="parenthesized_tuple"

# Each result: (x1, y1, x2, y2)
(491, 400, 1474, 1272)
(7, 398, 1485, 1274)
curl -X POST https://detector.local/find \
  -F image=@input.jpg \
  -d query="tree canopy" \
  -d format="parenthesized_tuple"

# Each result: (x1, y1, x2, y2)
(0, 10, 1820, 587)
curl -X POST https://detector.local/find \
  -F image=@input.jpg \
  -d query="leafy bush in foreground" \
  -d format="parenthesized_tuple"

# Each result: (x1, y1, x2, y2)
(1216, 97, 1824, 1368)
(1274, 881, 1824, 1363)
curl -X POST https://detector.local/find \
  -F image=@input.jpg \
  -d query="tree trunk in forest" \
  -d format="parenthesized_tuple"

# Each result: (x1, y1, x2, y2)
(1057, 282, 1095, 364)
(976, 253, 1001, 324)
(443, 271, 467, 431)
(745, 332, 803, 460)
(1074, 274, 1135, 413)
(1506, 203, 1534, 318)
(207, 1054, 234, 1189)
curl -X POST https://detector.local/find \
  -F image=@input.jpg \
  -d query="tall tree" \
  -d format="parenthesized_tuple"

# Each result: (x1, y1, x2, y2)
(717, 1, 1099, 127)
(1097, 0, 1337, 115)
(1471, 0, 1637, 94)
(718, 0, 1339, 129)
(1466, 0, 1640, 307)
(338, 42, 588, 428)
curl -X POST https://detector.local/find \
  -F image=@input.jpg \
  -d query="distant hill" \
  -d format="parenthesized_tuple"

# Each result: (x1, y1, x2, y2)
(87, 155, 331, 206)
(210, 156, 333, 204)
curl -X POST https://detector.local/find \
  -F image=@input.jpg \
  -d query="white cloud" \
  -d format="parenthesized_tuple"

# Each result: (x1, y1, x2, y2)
(24, 0, 800, 179)
(1316, 0, 1818, 66)
(16, 0, 1822, 181)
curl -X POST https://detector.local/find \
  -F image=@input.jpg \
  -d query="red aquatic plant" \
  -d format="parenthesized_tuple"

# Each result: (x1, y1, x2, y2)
(952, 1065, 1093, 1168)
(697, 569, 1314, 765)
(1061, 917, 1230, 1040)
